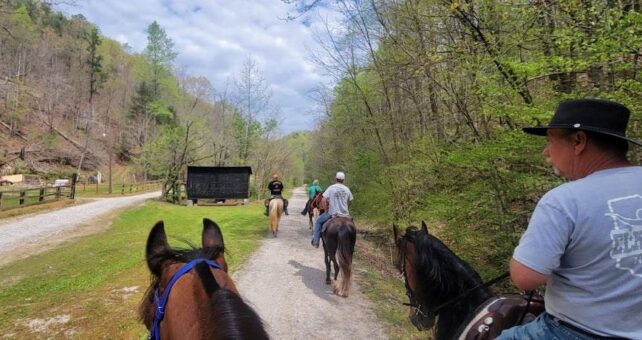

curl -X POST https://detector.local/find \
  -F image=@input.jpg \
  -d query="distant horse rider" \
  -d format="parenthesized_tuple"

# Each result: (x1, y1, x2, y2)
(311, 172, 353, 248)
(301, 179, 323, 215)
(265, 173, 289, 216)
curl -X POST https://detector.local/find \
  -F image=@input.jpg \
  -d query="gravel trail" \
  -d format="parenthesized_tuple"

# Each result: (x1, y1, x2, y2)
(0, 191, 159, 267)
(233, 187, 386, 339)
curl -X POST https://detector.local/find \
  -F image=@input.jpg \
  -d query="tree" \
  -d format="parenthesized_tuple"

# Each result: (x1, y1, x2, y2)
(76, 25, 106, 174)
(233, 57, 275, 162)
(138, 121, 213, 203)
(143, 21, 177, 98)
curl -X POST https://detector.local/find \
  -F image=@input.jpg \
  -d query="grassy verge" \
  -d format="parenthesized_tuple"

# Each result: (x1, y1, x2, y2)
(0, 200, 266, 339)
(355, 233, 426, 339)
(0, 199, 77, 220)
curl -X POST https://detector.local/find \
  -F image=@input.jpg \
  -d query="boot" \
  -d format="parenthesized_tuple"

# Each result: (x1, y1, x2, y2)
(264, 205, 269, 216)
(284, 206, 289, 215)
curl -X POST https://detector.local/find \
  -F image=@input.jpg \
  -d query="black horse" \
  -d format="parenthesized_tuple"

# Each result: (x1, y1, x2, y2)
(393, 222, 543, 339)
(321, 216, 357, 297)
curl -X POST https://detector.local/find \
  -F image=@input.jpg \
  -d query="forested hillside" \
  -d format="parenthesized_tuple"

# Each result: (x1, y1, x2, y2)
(300, 0, 642, 275)
(0, 0, 305, 198)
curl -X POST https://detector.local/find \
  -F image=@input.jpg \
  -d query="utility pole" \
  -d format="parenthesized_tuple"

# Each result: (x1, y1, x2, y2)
(103, 132, 113, 194)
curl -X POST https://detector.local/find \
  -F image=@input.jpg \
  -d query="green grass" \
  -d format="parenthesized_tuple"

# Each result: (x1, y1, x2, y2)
(0, 200, 266, 339)
(355, 235, 427, 340)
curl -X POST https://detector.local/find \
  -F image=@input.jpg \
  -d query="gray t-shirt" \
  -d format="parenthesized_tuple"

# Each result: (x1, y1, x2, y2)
(323, 183, 353, 217)
(514, 166, 642, 338)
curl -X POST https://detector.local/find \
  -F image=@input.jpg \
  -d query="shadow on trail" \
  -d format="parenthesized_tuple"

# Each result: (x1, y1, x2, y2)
(288, 260, 335, 302)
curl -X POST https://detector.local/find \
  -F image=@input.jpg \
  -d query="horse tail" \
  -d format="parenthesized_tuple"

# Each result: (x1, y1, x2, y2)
(269, 198, 283, 234)
(336, 220, 356, 297)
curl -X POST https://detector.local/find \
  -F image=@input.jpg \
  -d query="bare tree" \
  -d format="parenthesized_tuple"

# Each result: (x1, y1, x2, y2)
(233, 57, 275, 162)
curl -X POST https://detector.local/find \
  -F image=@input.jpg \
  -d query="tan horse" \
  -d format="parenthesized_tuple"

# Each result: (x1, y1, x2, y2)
(269, 197, 284, 237)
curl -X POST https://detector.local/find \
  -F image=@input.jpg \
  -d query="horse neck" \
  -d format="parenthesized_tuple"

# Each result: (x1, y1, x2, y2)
(164, 267, 265, 339)
(414, 235, 494, 340)
(434, 288, 493, 340)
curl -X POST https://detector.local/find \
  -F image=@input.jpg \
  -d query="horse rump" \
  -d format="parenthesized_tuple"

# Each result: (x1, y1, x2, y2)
(324, 217, 356, 297)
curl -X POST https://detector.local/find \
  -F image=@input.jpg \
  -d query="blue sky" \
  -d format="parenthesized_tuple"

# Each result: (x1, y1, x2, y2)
(55, 0, 337, 134)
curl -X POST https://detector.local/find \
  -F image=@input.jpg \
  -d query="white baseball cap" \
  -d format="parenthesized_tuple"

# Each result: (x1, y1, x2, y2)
(335, 171, 345, 180)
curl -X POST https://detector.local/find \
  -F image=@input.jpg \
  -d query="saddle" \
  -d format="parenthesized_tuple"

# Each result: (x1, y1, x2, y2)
(321, 215, 353, 233)
(458, 293, 545, 340)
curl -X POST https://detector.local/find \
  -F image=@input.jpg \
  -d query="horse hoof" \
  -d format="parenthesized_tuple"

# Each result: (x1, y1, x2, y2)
(326, 279, 331, 285)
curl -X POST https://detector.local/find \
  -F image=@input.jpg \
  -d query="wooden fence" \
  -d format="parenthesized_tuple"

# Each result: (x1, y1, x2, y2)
(0, 185, 73, 210)
(0, 179, 162, 211)
(76, 180, 163, 196)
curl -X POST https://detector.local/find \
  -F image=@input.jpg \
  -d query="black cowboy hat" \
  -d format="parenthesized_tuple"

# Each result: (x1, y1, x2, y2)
(523, 99, 642, 146)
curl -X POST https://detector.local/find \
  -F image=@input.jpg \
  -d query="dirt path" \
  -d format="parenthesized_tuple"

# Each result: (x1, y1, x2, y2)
(233, 187, 386, 339)
(0, 191, 160, 267)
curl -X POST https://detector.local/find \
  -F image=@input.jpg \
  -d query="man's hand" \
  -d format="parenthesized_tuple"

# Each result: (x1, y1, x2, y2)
(510, 258, 547, 291)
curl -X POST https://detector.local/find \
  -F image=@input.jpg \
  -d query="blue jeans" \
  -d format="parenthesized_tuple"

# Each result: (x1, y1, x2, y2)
(312, 212, 331, 245)
(498, 313, 603, 340)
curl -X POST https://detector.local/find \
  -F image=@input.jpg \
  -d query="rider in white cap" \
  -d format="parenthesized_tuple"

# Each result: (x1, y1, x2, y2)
(311, 171, 353, 248)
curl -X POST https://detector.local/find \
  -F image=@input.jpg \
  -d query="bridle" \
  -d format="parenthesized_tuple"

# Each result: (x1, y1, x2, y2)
(149, 258, 222, 340)
(398, 235, 510, 328)
(398, 236, 434, 326)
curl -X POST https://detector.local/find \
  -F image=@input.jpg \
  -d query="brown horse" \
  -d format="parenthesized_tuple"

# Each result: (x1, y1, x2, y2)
(139, 218, 269, 340)
(307, 191, 324, 230)
(269, 197, 284, 237)
(321, 216, 356, 297)
(393, 222, 543, 339)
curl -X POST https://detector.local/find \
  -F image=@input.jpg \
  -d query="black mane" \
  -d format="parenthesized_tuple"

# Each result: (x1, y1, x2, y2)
(402, 227, 493, 340)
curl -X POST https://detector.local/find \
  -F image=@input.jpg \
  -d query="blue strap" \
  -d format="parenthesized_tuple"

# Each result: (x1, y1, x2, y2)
(149, 258, 222, 340)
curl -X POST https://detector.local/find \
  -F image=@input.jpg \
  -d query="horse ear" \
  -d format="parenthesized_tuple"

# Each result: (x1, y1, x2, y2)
(393, 224, 401, 242)
(421, 221, 429, 234)
(202, 218, 225, 250)
(146, 221, 170, 275)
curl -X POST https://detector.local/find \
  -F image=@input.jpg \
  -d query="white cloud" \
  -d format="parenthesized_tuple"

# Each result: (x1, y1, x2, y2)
(56, 0, 339, 134)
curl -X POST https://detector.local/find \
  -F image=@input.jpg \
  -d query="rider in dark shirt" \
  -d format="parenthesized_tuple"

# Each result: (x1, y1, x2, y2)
(265, 174, 289, 216)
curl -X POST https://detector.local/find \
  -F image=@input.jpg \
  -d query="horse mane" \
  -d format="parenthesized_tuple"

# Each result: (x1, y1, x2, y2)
(207, 285, 269, 339)
(402, 227, 493, 340)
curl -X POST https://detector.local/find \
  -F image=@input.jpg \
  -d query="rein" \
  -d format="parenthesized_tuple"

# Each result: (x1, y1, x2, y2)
(403, 271, 510, 316)
(150, 258, 222, 340)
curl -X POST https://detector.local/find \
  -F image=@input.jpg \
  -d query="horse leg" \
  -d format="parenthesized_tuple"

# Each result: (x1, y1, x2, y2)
(322, 240, 332, 284)
(332, 256, 339, 281)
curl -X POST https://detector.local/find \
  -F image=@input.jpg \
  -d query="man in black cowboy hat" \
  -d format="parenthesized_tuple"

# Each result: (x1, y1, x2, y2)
(498, 99, 642, 339)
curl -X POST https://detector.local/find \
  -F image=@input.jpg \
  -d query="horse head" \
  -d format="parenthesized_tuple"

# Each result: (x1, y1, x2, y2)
(139, 218, 268, 340)
(393, 222, 435, 331)
(393, 221, 493, 338)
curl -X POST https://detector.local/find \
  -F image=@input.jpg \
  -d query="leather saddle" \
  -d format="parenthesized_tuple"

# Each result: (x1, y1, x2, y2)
(458, 293, 545, 340)
(321, 215, 353, 233)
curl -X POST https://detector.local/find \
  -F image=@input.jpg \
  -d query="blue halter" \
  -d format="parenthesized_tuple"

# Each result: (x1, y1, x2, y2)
(149, 258, 222, 340)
